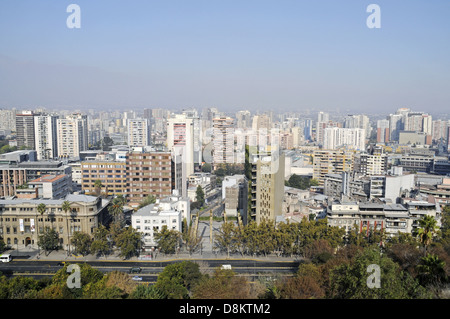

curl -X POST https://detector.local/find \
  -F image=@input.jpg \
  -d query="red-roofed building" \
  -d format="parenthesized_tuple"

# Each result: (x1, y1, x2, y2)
(28, 174, 71, 199)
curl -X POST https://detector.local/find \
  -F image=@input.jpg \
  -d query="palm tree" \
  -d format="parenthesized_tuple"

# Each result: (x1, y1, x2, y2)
(37, 203, 47, 231)
(116, 194, 126, 206)
(416, 254, 447, 290)
(62, 200, 72, 255)
(94, 180, 103, 197)
(417, 215, 438, 254)
(36, 203, 46, 253)
(108, 197, 124, 224)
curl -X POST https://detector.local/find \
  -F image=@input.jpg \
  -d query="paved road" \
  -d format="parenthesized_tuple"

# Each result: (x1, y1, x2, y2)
(0, 258, 300, 284)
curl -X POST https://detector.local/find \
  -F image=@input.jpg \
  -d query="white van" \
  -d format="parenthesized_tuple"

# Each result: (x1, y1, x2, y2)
(0, 254, 12, 263)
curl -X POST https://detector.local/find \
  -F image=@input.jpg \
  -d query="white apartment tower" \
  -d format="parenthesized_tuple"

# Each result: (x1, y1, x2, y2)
(127, 118, 150, 147)
(323, 127, 366, 151)
(212, 116, 235, 168)
(34, 115, 58, 160)
(56, 113, 88, 158)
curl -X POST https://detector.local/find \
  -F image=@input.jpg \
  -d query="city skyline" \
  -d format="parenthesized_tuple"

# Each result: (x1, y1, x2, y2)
(1, 1, 450, 113)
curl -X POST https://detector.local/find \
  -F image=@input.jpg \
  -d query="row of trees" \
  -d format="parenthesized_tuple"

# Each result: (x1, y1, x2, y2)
(214, 218, 345, 258)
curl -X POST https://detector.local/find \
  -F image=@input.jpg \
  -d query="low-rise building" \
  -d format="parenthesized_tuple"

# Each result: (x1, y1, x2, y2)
(0, 194, 109, 251)
(131, 203, 182, 251)
(28, 174, 71, 199)
(327, 198, 440, 239)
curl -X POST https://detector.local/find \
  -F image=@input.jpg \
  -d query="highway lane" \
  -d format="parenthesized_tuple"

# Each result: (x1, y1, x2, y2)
(0, 258, 300, 283)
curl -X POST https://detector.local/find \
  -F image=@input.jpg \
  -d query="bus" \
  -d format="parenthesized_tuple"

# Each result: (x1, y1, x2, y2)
(0, 254, 12, 263)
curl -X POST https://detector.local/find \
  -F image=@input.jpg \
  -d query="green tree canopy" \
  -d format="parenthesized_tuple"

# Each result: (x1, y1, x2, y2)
(196, 185, 205, 207)
(71, 231, 92, 256)
(154, 261, 203, 299)
(329, 248, 431, 299)
(38, 227, 60, 256)
(154, 225, 181, 255)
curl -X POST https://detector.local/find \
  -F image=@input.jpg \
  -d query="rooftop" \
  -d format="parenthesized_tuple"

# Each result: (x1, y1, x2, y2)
(28, 174, 68, 184)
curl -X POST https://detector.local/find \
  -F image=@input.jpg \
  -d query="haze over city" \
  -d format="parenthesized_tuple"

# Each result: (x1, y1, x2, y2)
(1, 0, 450, 113)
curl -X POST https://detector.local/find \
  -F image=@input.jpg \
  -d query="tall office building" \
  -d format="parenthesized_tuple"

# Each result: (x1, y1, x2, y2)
(236, 110, 252, 129)
(447, 125, 450, 152)
(127, 118, 150, 147)
(34, 114, 58, 160)
(182, 110, 202, 166)
(389, 113, 404, 142)
(167, 114, 195, 177)
(212, 116, 235, 167)
(303, 119, 312, 141)
(254, 152, 285, 225)
(56, 113, 88, 158)
(317, 111, 329, 123)
(15, 111, 35, 149)
(377, 119, 390, 143)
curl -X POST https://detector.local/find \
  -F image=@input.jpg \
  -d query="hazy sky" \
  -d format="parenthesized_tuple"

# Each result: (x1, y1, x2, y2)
(1, 0, 449, 114)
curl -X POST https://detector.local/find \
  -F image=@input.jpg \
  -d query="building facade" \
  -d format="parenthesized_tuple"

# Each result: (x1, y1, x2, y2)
(0, 194, 109, 251)
(126, 151, 173, 206)
(56, 113, 88, 158)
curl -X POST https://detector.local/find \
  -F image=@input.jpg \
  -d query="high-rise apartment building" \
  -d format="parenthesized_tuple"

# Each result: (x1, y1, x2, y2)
(34, 114, 58, 160)
(126, 151, 173, 206)
(81, 160, 127, 196)
(252, 114, 271, 131)
(323, 127, 366, 151)
(0, 109, 16, 131)
(127, 118, 150, 147)
(313, 149, 354, 185)
(212, 116, 235, 167)
(432, 119, 448, 142)
(404, 112, 432, 135)
(56, 113, 88, 158)
(15, 111, 35, 149)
